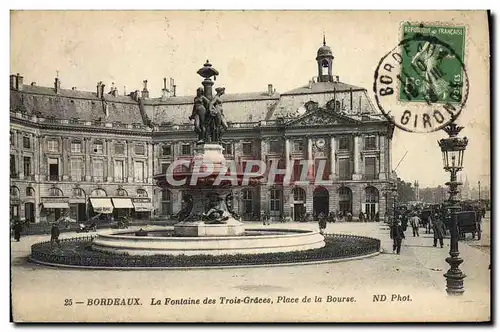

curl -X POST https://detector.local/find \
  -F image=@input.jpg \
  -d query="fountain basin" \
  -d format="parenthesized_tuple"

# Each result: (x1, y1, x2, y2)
(91, 227, 326, 256)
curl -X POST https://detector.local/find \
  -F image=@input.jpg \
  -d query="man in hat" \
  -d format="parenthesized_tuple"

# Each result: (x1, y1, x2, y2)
(409, 213, 421, 237)
(390, 218, 405, 254)
(432, 213, 446, 248)
(50, 223, 62, 249)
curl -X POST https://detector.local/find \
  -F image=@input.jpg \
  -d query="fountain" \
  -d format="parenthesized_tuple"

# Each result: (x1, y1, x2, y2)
(91, 61, 326, 256)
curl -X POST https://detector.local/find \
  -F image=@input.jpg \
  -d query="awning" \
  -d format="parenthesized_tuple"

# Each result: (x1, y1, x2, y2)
(112, 198, 134, 209)
(90, 198, 114, 214)
(42, 202, 70, 209)
(133, 202, 154, 212)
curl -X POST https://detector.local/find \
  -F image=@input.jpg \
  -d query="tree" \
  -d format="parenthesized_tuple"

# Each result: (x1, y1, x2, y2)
(396, 177, 415, 204)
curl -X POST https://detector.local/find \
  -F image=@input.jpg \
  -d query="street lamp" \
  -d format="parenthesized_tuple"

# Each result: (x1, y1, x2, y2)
(438, 123, 468, 295)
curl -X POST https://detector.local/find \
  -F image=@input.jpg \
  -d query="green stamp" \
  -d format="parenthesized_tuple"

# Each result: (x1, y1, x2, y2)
(399, 23, 466, 104)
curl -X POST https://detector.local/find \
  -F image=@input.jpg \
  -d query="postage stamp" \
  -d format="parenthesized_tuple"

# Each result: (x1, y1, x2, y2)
(373, 23, 469, 133)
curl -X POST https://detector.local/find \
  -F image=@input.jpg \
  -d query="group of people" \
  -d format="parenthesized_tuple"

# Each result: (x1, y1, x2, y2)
(389, 209, 447, 255)
(11, 220, 62, 249)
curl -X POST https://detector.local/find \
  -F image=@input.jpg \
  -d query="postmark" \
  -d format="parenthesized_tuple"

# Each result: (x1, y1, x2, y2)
(373, 23, 469, 133)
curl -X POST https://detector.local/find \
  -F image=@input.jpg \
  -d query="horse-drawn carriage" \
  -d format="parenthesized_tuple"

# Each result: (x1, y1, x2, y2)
(456, 210, 482, 240)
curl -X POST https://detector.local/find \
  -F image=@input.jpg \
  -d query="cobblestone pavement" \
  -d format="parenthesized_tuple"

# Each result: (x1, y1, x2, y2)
(11, 221, 490, 322)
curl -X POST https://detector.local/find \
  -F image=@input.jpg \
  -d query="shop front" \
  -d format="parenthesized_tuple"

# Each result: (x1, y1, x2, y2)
(132, 197, 154, 220)
(69, 197, 87, 222)
(112, 197, 134, 220)
(89, 197, 114, 221)
(40, 197, 70, 223)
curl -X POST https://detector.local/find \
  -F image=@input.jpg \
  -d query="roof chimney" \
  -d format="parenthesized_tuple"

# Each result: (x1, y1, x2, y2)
(161, 77, 170, 101)
(109, 82, 117, 97)
(31, 82, 36, 86)
(172, 84, 177, 97)
(54, 77, 61, 94)
(142, 80, 149, 99)
(10, 75, 16, 90)
(308, 80, 313, 89)
(267, 84, 273, 96)
(100, 83, 105, 100)
(96, 81, 103, 98)
(71, 87, 77, 90)
(335, 75, 340, 83)
(16, 73, 24, 91)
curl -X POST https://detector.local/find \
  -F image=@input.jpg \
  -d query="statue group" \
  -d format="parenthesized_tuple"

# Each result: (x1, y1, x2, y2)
(189, 87, 228, 144)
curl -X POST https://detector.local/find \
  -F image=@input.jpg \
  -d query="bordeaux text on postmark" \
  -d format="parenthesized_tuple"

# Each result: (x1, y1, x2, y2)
(373, 23, 469, 133)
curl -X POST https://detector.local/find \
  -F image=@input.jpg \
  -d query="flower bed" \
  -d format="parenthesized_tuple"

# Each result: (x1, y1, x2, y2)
(30, 233, 380, 268)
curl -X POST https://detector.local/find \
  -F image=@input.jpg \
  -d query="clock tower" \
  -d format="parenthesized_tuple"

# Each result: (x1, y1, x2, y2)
(316, 35, 334, 83)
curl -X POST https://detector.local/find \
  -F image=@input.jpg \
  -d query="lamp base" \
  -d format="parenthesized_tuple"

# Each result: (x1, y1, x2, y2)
(444, 256, 466, 295)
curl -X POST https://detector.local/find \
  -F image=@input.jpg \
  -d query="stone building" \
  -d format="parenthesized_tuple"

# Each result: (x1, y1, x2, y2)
(10, 40, 395, 224)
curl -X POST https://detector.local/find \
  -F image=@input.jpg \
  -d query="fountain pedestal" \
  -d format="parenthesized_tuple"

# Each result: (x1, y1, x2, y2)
(172, 143, 246, 237)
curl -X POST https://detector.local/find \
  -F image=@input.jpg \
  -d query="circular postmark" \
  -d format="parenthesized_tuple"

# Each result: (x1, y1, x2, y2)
(373, 33, 469, 133)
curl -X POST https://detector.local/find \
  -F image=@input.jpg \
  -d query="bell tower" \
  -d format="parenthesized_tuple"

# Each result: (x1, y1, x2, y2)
(316, 35, 334, 82)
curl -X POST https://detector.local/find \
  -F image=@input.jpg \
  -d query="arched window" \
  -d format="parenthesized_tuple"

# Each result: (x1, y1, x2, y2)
(49, 187, 63, 197)
(365, 186, 379, 203)
(338, 186, 352, 214)
(10, 186, 20, 198)
(26, 187, 35, 197)
(73, 188, 85, 197)
(91, 188, 107, 197)
(137, 189, 148, 197)
(116, 188, 128, 197)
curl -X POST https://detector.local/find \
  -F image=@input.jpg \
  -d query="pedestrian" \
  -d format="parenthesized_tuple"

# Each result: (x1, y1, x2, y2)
(409, 213, 420, 237)
(432, 213, 445, 248)
(318, 213, 327, 235)
(390, 219, 405, 255)
(358, 211, 365, 222)
(375, 211, 380, 223)
(12, 221, 23, 242)
(50, 223, 62, 249)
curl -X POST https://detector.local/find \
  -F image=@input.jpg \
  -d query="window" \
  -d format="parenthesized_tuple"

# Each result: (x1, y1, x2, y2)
(73, 188, 85, 197)
(135, 144, 145, 155)
(269, 140, 282, 154)
(49, 187, 62, 197)
(137, 189, 148, 197)
(23, 156, 31, 177)
(114, 143, 125, 155)
(116, 188, 127, 196)
(364, 136, 377, 150)
(339, 158, 352, 180)
(162, 144, 172, 156)
(338, 137, 350, 150)
(181, 144, 192, 156)
(48, 158, 59, 181)
(23, 136, 31, 149)
(242, 142, 252, 155)
(10, 132, 14, 147)
(161, 189, 172, 215)
(242, 189, 253, 214)
(134, 161, 144, 182)
(365, 187, 379, 203)
(47, 139, 59, 153)
(293, 140, 304, 153)
(222, 142, 233, 155)
(114, 160, 124, 182)
(71, 140, 82, 153)
(364, 157, 377, 180)
(71, 159, 83, 181)
(92, 159, 104, 179)
(161, 163, 170, 175)
(10, 186, 19, 198)
(293, 187, 306, 202)
(10, 154, 17, 177)
(26, 187, 34, 196)
(93, 141, 103, 154)
(91, 188, 107, 197)
(270, 189, 281, 213)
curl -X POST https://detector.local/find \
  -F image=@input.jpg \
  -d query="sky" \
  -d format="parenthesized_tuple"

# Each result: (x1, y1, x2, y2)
(9, 10, 491, 188)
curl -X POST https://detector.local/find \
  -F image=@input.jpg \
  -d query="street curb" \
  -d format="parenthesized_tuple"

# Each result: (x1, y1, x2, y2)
(28, 251, 381, 271)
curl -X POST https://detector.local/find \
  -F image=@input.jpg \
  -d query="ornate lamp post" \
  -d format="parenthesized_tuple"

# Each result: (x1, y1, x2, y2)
(438, 123, 468, 295)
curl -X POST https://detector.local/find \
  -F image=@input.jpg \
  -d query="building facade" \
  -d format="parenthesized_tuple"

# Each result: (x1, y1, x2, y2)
(10, 41, 395, 224)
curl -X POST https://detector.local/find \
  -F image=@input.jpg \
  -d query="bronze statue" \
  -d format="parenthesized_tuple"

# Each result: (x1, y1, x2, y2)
(189, 87, 210, 143)
(189, 86, 228, 144)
